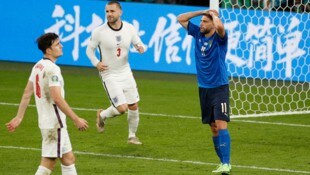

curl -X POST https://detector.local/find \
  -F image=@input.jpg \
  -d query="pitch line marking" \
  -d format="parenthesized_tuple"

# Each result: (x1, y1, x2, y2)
(0, 145, 309, 174)
(1, 102, 310, 128)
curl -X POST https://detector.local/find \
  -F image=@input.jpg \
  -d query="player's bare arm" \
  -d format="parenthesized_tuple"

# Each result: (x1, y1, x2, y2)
(6, 81, 33, 132)
(208, 10, 225, 38)
(50, 86, 89, 131)
(177, 10, 207, 29)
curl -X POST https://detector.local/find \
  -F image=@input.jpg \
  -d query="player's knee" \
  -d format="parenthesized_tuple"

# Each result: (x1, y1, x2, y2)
(215, 120, 228, 130)
(117, 104, 127, 114)
(128, 103, 138, 110)
(61, 152, 76, 166)
(210, 126, 218, 136)
(40, 157, 57, 171)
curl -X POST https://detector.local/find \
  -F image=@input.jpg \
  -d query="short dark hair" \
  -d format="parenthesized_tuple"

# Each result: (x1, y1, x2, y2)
(107, 0, 122, 10)
(36, 33, 59, 54)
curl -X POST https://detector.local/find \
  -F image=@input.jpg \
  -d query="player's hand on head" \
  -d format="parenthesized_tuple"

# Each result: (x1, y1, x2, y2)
(6, 117, 22, 132)
(208, 9, 219, 17)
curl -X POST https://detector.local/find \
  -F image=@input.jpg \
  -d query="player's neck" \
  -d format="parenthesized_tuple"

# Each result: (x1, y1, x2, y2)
(108, 20, 122, 30)
(43, 55, 56, 63)
(205, 29, 215, 37)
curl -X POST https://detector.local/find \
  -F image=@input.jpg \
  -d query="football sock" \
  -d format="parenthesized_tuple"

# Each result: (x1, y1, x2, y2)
(127, 109, 139, 138)
(61, 164, 77, 175)
(212, 136, 222, 162)
(218, 129, 231, 164)
(35, 165, 52, 175)
(100, 106, 120, 118)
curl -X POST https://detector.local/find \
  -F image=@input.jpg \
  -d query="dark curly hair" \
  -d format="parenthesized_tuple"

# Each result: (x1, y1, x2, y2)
(36, 33, 59, 54)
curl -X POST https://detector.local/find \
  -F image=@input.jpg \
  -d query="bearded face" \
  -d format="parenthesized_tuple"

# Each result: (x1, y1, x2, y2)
(105, 3, 122, 24)
(199, 15, 214, 34)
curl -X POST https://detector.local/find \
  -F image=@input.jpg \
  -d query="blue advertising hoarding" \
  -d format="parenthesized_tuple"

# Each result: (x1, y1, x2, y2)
(0, 0, 309, 82)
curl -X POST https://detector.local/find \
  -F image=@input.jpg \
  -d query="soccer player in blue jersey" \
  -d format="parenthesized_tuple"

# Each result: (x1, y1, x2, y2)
(177, 9, 231, 174)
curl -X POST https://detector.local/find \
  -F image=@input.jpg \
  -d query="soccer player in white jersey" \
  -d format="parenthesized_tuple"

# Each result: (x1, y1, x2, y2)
(6, 33, 88, 175)
(86, 0, 146, 145)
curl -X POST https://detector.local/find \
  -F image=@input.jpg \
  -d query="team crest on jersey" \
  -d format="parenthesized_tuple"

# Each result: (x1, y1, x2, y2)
(112, 97, 118, 104)
(51, 75, 59, 82)
(116, 35, 122, 42)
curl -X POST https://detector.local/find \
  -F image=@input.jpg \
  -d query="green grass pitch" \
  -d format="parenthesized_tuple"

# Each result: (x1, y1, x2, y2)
(0, 61, 309, 174)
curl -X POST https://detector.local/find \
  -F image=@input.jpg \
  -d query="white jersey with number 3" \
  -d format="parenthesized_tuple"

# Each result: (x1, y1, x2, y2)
(29, 59, 67, 129)
(87, 21, 144, 80)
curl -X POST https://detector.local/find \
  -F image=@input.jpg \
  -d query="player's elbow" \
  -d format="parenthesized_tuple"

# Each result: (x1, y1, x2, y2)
(177, 15, 188, 29)
(86, 46, 94, 58)
(52, 96, 64, 107)
(177, 14, 185, 23)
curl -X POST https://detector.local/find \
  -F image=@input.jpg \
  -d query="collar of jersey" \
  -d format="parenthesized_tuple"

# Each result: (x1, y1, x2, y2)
(107, 21, 123, 31)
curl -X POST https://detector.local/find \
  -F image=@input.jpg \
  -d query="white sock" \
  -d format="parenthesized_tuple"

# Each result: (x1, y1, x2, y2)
(100, 106, 121, 119)
(61, 164, 77, 175)
(35, 165, 52, 175)
(127, 109, 139, 138)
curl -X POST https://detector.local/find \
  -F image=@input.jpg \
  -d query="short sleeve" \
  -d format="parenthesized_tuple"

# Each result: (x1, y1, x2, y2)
(48, 66, 62, 87)
(29, 67, 35, 83)
(217, 30, 228, 45)
(187, 21, 200, 38)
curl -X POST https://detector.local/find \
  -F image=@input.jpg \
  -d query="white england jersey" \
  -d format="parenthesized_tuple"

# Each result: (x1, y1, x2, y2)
(29, 58, 67, 129)
(87, 21, 144, 80)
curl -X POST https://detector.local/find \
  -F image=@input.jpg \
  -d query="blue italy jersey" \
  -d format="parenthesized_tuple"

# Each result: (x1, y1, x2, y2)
(188, 21, 229, 88)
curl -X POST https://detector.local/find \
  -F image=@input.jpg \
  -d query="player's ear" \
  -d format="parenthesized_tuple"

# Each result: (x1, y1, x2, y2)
(119, 10, 122, 16)
(46, 47, 52, 54)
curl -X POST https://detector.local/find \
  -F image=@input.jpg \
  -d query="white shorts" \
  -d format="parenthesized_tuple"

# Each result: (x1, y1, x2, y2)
(101, 73, 140, 107)
(40, 128, 72, 158)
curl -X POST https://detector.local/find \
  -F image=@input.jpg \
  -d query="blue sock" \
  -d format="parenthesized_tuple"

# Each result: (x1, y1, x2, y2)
(212, 136, 222, 162)
(218, 129, 231, 164)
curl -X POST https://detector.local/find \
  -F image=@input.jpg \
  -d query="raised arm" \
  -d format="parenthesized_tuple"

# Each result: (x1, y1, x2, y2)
(177, 9, 225, 38)
(208, 10, 225, 38)
(177, 10, 207, 30)
(6, 81, 33, 132)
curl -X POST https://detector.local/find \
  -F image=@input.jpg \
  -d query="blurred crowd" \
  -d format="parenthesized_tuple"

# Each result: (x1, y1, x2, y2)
(117, 0, 310, 12)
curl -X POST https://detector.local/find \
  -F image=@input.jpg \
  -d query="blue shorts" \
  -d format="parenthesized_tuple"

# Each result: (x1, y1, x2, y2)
(199, 84, 230, 125)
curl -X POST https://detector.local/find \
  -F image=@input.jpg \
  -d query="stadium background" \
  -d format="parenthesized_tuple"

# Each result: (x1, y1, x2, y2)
(1, 0, 308, 81)
(0, 0, 309, 174)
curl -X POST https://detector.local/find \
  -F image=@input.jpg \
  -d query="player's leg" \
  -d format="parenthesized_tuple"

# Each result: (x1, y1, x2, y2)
(96, 79, 125, 132)
(199, 87, 226, 173)
(124, 75, 141, 144)
(60, 151, 77, 175)
(212, 85, 231, 174)
(101, 78, 126, 116)
(127, 102, 141, 144)
(35, 157, 56, 175)
(60, 128, 77, 175)
(36, 128, 63, 175)
(210, 122, 222, 163)
(212, 120, 231, 173)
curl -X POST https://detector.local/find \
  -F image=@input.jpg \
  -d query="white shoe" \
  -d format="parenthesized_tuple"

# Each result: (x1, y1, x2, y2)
(96, 109, 105, 133)
(127, 137, 142, 145)
(212, 163, 231, 174)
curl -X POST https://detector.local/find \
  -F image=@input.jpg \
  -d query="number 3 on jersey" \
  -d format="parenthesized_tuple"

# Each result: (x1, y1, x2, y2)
(117, 48, 121, 57)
